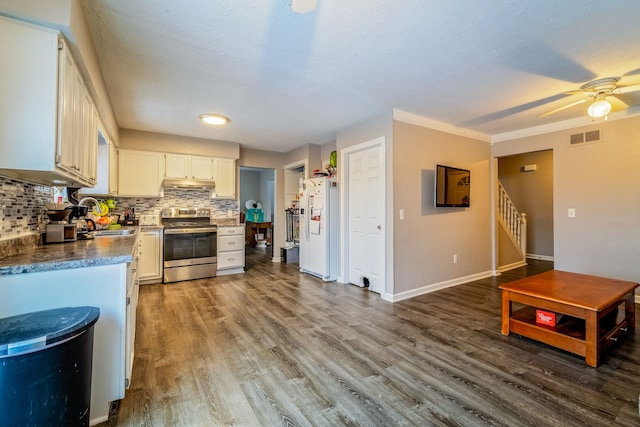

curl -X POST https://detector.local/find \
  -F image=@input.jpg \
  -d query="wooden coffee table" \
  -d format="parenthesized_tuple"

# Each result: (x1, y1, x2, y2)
(500, 270, 638, 367)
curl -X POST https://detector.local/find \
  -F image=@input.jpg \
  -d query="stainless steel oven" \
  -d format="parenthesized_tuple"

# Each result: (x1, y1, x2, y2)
(162, 208, 217, 283)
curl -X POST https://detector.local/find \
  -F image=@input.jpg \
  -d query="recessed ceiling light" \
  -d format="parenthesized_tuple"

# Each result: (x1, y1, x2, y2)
(199, 114, 229, 126)
(291, 0, 317, 14)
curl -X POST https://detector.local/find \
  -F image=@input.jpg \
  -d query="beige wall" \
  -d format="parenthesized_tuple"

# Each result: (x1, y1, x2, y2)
(498, 150, 553, 257)
(492, 115, 640, 283)
(321, 141, 336, 166)
(284, 144, 322, 173)
(119, 129, 239, 158)
(393, 121, 492, 293)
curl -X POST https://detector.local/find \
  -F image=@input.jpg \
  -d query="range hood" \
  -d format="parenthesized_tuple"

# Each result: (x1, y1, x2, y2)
(162, 178, 216, 189)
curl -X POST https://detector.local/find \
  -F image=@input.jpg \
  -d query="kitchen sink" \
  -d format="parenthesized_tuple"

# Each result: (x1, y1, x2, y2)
(93, 228, 136, 237)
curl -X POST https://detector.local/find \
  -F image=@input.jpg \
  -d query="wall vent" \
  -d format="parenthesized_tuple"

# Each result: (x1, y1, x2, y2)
(569, 129, 601, 146)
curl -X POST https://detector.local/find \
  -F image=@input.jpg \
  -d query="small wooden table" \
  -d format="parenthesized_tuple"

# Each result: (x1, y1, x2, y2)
(245, 221, 272, 247)
(500, 270, 637, 367)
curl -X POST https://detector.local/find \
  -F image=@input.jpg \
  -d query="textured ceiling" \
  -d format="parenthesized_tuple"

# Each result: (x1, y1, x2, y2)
(81, 0, 640, 152)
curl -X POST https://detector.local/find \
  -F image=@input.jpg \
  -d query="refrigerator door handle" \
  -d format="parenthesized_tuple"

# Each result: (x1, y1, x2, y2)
(305, 192, 310, 240)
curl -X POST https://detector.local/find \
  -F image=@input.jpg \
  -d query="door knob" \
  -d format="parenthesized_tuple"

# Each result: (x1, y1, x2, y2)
(377, 225, 382, 230)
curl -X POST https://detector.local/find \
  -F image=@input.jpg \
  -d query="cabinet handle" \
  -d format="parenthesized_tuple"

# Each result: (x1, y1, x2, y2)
(609, 337, 618, 342)
(620, 327, 628, 332)
(229, 242, 235, 245)
(229, 258, 235, 261)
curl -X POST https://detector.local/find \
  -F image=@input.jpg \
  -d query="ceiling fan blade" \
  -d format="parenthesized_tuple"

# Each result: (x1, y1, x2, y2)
(538, 98, 588, 118)
(608, 95, 629, 110)
(613, 84, 640, 94)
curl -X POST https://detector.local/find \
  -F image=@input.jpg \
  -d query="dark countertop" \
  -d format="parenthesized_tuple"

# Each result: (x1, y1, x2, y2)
(0, 227, 140, 275)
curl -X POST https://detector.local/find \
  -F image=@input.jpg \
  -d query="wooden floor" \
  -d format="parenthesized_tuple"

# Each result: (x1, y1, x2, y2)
(100, 250, 640, 426)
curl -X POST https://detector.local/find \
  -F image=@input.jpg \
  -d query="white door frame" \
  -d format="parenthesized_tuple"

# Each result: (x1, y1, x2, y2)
(339, 136, 391, 300)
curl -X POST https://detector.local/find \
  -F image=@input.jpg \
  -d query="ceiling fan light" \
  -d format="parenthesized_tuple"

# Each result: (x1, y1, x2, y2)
(199, 114, 229, 126)
(587, 100, 611, 118)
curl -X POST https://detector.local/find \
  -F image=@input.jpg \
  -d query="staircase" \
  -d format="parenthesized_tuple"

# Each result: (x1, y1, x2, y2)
(497, 181, 527, 271)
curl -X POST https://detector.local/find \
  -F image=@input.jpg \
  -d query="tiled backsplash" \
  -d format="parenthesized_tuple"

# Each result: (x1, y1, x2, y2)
(0, 176, 51, 242)
(109, 188, 239, 219)
(0, 176, 239, 243)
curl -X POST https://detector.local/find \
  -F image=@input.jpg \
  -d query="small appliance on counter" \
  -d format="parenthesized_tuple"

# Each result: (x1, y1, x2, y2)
(68, 205, 95, 240)
(44, 207, 77, 243)
(139, 214, 160, 226)
(122, 207, 137, 225)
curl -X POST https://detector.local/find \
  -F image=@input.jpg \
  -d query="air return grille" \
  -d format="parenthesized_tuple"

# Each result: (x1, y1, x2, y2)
(569, 129, 601, 146)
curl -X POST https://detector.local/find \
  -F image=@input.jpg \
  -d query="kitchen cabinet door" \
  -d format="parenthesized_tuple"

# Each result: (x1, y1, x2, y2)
(213, 158, 236, 198)
(164, 153, 189, 179)
(80, 131, 117, 196)
(139, 229, 163, 284)
(118, 149, 164, 197)
(81, 91, 98, 185)
(109, 142, 118, 194)
(56, 44, 78, 176)
(191, 155, 214, 180)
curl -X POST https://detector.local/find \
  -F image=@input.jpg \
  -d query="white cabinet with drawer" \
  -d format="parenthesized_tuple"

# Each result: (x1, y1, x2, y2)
(217, 226, 245, 275)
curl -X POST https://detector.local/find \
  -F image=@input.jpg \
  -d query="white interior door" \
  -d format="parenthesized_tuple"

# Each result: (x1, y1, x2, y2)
(347, 141, 385, 294)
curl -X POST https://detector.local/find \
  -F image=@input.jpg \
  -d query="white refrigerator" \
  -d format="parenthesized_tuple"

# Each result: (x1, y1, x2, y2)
(299, 176, 338, 281)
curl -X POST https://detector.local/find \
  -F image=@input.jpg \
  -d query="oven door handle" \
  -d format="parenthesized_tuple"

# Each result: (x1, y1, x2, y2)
(164, 227, 218, 235)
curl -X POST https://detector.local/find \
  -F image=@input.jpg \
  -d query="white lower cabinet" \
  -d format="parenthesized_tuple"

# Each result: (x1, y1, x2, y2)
(138, 229, 163, 284)
(217, 226, 245, 275)
(125, 240, 140, 389)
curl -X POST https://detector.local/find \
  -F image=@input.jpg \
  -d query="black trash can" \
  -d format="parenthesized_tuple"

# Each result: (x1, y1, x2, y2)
(0, 306, 100, 427)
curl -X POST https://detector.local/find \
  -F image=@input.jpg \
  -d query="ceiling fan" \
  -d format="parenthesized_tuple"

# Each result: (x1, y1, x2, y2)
(539, 77, 640, 119)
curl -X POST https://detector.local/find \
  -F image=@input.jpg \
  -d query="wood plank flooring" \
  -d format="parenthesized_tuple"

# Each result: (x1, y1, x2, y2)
(100, 250, 640, 426)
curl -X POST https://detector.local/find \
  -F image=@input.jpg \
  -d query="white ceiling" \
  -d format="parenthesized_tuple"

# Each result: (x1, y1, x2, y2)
(80, 0, 640, 152)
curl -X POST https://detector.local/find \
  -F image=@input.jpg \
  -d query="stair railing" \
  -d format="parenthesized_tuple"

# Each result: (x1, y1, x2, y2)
(498, 181, 527, 258)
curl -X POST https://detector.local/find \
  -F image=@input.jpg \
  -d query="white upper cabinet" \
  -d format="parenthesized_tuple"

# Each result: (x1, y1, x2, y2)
(213, 158, 236, 198)
(108, 142, 119, 195)
(191, 155, 215, 180)
(118, 149, 164, 197)
(164, 153, 189, 179)
(0, 16, 98, 186)
(79, 123, 117, 196)
(164, 154, 214, 181)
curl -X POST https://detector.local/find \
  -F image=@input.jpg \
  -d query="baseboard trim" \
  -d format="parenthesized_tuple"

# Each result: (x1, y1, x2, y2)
(498, 260, 528, 273)
(527, 253, 555, 261)
(388, 270, 494, 302)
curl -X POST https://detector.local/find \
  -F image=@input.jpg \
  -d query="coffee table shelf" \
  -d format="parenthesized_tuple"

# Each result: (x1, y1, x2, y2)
(509, 304, 630, 356)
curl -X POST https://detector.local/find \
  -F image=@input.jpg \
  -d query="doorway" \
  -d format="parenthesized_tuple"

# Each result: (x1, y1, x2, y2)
(496, 149, 554, 270)
(341, 137, 387, 295)
(240, 167, 276, 259)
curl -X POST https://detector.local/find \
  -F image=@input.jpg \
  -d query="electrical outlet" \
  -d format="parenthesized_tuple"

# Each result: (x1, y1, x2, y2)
(453, 254, 458, 264)
(399, 209, 404, 220)
(568, 208, 576, 218)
